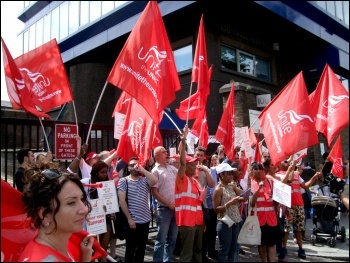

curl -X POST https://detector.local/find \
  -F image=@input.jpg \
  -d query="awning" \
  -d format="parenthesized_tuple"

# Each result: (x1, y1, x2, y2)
(159, 108, 186, 131)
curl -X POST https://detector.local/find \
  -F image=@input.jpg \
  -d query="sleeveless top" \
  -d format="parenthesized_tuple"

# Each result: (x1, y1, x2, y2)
(217, 184, 241, 224)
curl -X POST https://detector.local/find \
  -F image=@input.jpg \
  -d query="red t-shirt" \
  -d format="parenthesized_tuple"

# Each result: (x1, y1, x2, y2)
(18, 238, 74, 262)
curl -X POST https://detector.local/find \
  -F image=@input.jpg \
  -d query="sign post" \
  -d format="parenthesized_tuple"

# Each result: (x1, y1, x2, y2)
(55, 124, 78, 161)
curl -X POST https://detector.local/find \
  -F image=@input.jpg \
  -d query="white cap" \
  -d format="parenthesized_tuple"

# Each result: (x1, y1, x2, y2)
(216, 163, 235, 174)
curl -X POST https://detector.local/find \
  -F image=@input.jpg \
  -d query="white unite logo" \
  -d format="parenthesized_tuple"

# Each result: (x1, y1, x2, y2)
(138, 46, 167, 80)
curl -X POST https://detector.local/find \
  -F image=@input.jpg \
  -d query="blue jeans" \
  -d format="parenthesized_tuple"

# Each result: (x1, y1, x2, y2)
(217, 220, 240, 262)
(153, 207, 179, 262)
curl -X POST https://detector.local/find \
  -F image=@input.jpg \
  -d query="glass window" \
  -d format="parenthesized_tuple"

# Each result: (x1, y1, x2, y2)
(29, 25, 36, 51)
(80, 1, 89, 27)
(255, 57, 271, 81)
(60, 2, 69, 40)
(90, 1, 102, 23)
(238, 51, 254, 75)
(335, 1, 344, 21)
(102, 1, 115, 16)
(43, 13, 51, 43)
(326, 1, 336, 16)
(51, 6, 60, 42)
(115, 1, 127, 9)
(316, 1, 326, 10)
(69, 1, 79, 34)
(221, 45, 237, 71)
(23, 30, 29, 53)
(36, 18, 43, 47)
(343, 1, 349, 26)
(173, 45, 192, 72)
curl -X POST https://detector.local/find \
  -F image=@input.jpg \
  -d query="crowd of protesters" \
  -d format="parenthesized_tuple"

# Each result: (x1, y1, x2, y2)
(8, 125, 349, 262)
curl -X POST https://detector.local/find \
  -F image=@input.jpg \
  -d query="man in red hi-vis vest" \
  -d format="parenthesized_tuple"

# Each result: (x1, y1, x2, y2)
(175, 125, 205, 262)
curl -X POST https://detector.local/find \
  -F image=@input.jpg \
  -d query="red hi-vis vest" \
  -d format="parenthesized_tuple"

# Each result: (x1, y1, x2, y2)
(175, 175, 204, 227)
(251, 178, 277, 227)
(291, 172, 304, 206)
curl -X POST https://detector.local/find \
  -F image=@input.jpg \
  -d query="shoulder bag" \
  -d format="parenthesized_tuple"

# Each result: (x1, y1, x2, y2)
(115, 178, 129, 240)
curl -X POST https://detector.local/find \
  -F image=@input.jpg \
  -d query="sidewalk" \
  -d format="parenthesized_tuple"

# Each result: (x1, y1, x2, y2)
(110, 213, 349, 262)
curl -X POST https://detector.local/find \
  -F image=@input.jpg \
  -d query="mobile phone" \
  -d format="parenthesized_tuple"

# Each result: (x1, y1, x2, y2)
(240, 188, 251, 197)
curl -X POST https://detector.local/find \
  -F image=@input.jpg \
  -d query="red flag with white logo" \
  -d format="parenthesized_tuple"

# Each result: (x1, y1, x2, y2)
(258, 72, 318, 166)
(328, 135, 344, 179)
(116, 97, 163, 165)
(1, 38, 50, 118)
(14, 39, 73, 112)
(254, 130, 262, 163)
(191, 114, 209, 149)
(107, 1, 180, 125)
(112, 91, 131, 117)
(215, 83, 236, 161)
(249, 128, 257, 147)
(309, 64, 349, 147)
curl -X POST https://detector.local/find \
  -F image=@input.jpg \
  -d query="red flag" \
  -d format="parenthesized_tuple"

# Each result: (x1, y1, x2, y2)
(1, 38, 50, 118)
(112, 91, 132, 117)
(328, 135, 344, 179)
(176, 65, 212, 120)
(1, 180, 38, 262)
(191, 114, 209, 149)
(215, 83, 236, 161)
(14, 39, 73, 112)
(249, 128, 257, 147)
(254, 130, 262, 163)
(116, 97, 163, 165)
(107, 1, 181, 124)
(309, 64, 349, 147)
(258, 72, 318, 166)
(192, 14, 209, 97)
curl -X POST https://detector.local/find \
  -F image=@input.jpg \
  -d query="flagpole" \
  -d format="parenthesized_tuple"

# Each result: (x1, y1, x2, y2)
(163, 110, 182, 134)
(186, 82, 193, 125)
(248, 117, 259, 131)
(85, 82, 108, 145)
(38, 118, 50, 152)
(72, 100, 79, 133)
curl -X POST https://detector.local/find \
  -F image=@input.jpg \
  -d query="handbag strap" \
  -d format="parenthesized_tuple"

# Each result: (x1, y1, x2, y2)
(248, 196, 258, 216)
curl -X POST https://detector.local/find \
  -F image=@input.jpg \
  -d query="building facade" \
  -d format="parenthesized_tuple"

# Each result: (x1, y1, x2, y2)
(8, 1, 350, 163)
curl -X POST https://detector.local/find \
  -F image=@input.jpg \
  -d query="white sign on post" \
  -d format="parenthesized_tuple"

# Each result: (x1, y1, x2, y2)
(256, 94, 271, 108)
(97, 180, 119, 214)
(114, 112, 126, 139)
(86, 199, 107, 234)
(272, 179, 291, 208)
(248, 109, 263, 134)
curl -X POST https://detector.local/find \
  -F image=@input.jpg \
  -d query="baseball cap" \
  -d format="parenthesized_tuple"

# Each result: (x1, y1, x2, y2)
(216, 163, 234, 174)
(86, 152, 98, 162)
(186, 155, 198, 163)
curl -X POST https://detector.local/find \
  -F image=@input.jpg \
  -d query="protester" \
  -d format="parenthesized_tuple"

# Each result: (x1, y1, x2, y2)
(151, 147, 178, 262)
(213, 163, 246, 262)
(193, 146, 215, 261)
(175, 125, 205, 262)
(251, 162, 278, 262)
(217, 144, 226, 164)
(14, 148, 36, 192)
(118, 157, 158, 262)
(277, 158, 321, 259)
(35, 151, 53, 164)
(18, 162, 95, 262)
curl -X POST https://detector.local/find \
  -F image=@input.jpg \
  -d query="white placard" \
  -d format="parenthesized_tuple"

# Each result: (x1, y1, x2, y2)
(248, 109, 263, 134)
(272, 179, 291, 208)
(86, 199, 107, 234)
(256, 94, 271, 108)
(97, 180, 119, 213)
(114, 112, 126, 139)
(234, 127, 242, 148)
(169, 147, 176, 157)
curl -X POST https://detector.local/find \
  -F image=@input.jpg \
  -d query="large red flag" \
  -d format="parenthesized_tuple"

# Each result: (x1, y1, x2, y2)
(327, 135, 344, 179)
(112, 91, 132, 117)
(258, 72, 318, 166)
(191, 114, 209, 149)
(192, 14, 209, 97)
(176, 65, 212, 120)
(14, 39, 73, 112)
(309, 64, 349, 147)
(107, 1, 180, 124)
(215, 83, 236, 161)
(116, 97, 163, 165)
(1, 38, 50, 118)
(249, 128, 257, 147)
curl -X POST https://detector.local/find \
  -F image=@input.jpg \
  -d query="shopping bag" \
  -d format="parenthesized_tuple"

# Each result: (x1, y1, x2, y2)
(237, 200, 261, 245)
(221, 214, 234, 228)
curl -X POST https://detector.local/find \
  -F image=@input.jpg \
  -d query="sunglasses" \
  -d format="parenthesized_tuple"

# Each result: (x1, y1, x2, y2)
(128, 163, 137, 167)
(41, 169, 61, 180)
(253, 168, 263, 171)
(263, 156, 270, 158)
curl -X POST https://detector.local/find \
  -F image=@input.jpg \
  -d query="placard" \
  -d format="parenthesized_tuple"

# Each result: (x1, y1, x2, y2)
(272, 179, 291, 208)
(86, 199, 107, 235)
(54, 124, 78, 160)
(97, 180, 119, 214)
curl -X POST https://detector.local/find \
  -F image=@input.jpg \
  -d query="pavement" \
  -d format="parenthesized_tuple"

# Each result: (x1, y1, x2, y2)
(109, 213, 349, 262)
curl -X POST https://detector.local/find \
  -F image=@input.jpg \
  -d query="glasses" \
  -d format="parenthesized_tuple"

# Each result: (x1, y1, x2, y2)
(41, 169, 61, 180)
(283, 161, 289, 164)
(128, 163, 137, 167)
(263, 155, 270, 158)
(253, 168, 263, 171)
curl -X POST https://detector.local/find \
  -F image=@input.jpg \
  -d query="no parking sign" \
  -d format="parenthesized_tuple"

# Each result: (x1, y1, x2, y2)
(55, 124, 78, 160)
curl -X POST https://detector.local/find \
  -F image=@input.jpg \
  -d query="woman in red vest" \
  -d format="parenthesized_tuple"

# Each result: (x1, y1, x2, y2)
(251, 162, 279, 262)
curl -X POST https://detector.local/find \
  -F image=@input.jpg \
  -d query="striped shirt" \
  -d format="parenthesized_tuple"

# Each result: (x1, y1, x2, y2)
(118, 176, 151, 224)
